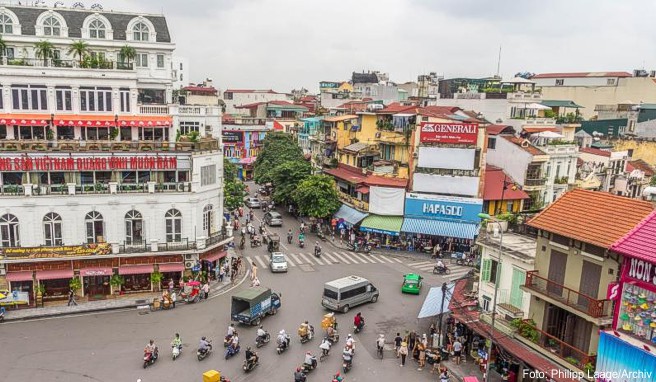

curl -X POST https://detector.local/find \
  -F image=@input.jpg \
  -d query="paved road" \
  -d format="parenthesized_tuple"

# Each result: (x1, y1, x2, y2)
(0, 186, 468, 382)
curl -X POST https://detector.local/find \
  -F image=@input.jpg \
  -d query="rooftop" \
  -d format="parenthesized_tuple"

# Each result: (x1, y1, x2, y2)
(541, 100, 584, 108)
(323, 163, 407, 188)
(611, 211, 656, 262)
(477, 231, 536, 263)
(532, 72, 632, 79)
(629, 159, 655, 177)
(483, 165, 531, 201)
(486, 124, 514, 136)
(324, 115, 358, 123)
(528, 189, 654, 248)
(341, 142, 370, 153)
(182, 86, 218, 94)
(502, 136, 546, 156)
(224, 89, 282, 94)
(579, 147, 611, 157)
(377, 102, 418, 114)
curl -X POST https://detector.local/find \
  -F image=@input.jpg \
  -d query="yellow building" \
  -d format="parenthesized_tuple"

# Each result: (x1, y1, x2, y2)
(482, 165, 530, 215)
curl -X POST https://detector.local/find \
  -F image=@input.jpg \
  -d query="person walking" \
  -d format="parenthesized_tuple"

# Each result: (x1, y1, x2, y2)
(168, 278, 174, 293)
(417, 342, 426, 371)
(394, 333, 403, 358)
(67, 288, 78, 306)
(219, 266, 225, 282)
(251, 261, 258, 282)
(398, 341, 408, 367)
(452, 338, 462, 365)
(201, 282, 210, 300)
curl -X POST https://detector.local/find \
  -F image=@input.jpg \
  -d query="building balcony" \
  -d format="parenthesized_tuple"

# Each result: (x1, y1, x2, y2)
(523, 178, 547, 189)
(337, 191, 369, 212)
(0, 57, 135, 71)
(523, 270, 613, 324)
(0, 138, 219, 153)
(508, 92, 543, 102)
(542, 144, 578, 155)
(0, 181, 193, 197)
(415, 166, 481, 177)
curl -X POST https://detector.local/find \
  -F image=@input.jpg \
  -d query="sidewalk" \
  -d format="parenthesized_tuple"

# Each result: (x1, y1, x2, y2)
(325, 235, 437, 261)
(2, 267, 249, 323)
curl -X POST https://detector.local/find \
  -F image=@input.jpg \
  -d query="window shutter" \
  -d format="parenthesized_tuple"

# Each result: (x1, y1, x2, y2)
(482, 259, 491, 282)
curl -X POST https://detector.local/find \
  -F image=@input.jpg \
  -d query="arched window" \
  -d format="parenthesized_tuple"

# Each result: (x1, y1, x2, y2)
(0, 214, 19, 247)
(43, 213, 63, 246)
(203, 205, 214, 236)
(0, 13, 13, 34)
(85, 211, 104, 244)
(165, 209, 182, 243)
(125, 210, 143, 245)
(89, 19, 106, 39)
(43, 16, 61, 36)
(132, 22, 149, 41)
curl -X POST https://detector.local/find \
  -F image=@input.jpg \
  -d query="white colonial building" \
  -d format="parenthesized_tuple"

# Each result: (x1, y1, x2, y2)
(0, 4, 228, 305)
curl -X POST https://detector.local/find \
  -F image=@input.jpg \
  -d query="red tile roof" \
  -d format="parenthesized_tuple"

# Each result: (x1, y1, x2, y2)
(629, 159, 655, 177)
(522, 127, 560, 134)
(378, 102, 418, 114)
(323, 164, 407, 188)
(486, 124, 513, 136)
(528, 189, 654, 248)
(532, 72, 632, 79)
(611, 211, 656, 262)
(483, 165, 531, 201)
(579, 147, 611, 157)
(502, 136, 546, 156)
(182, 86, 218, 93)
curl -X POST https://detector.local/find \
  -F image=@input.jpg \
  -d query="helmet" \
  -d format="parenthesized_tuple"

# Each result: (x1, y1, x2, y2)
(357, 312, 361, 316)
(175, 333, 180, 337)
(279, 330, 285, 335)
(347, 334, 352, 338)
(296, 367, 301, 372)
(259, 325, 264, 329)
(335, 372, 340, 377)
(306, 351, 311, 355)
(247, 346, 251, 351)
(202, 336, 206, 341)
(379, 334, 384, 338)
(149, 339, 154, 344)
(304, 320, 308, 324)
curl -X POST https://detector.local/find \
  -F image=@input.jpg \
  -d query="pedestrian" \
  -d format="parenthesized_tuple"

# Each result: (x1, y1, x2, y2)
(394, 333, 403, 358)
(170, 290, 177, 308)
(202, 282, 210, 300)
(452, 338, 462, 365)
(417, 342, 426, 370)
(168, 278, 174, 293)
(251, 261, 258, 281)
(67, 288, 78, 306)
(219, 266, 225, 282)
(439, 366, 450, 382)
(398, 341, 408, 367)
(429, 324, 437, 347)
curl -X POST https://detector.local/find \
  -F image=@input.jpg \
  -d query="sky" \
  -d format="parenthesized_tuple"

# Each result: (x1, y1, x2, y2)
(25, 0, 656, 92)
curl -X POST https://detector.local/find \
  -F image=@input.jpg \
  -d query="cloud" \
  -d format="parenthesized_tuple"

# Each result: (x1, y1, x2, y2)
(106, 0, 656, 92)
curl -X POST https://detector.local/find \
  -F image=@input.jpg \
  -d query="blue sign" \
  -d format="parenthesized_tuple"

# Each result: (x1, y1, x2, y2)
(405, 193, 482, 223)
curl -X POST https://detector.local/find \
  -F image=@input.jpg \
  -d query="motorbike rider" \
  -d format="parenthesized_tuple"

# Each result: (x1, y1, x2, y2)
(314, 241, 321, 256)
(319, 337, 332, 356)
(345, 334, 356, 350)
(231, 331, 240, 350)
(376, 334, 385, 353)
(245, 346, 258, 367)
(277, 330, 290, 350)
(199, 336, 212, 354)
(299, 320, 312, 339)
(304, 351, 317, 369)
(436, 259, 447, 272)
(227, 323, 236, 337)
(171, 333, 182, 351)
(354, 312, 364, 331)
(326, 325, 337, 343)
(257, 325, 267, 343)
(294, 367, 306, 382)
(144, 339, 158, 359)
(251, 233, 260, 246)
(259, 221, 265, 234)
(333, 372, 344, 382)
(298, 231, 305, 243)
(342, 345, 353, 367)
(300, 221, 306, 233)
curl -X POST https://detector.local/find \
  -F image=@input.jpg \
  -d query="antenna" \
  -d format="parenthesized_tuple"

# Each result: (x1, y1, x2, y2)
(496, 45, 502, 78)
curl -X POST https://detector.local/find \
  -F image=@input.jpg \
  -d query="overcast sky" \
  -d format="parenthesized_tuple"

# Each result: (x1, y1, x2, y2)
(92, 0, 656, 91)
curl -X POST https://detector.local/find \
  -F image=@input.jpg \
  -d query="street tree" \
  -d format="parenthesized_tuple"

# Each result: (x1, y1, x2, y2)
(271, 160, 312, 205)
(224, 157, 238, 183)
(224, 179, 247, 212)
(293, 175, 340, 219)
(253, 132, 304, 184)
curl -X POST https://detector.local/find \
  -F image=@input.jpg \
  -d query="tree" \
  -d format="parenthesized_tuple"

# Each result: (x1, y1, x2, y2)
(253, 132, 304, 184)
(67, 40, 88, 66)
(34, 40, 55, 66)
(119, 44, 136, 66)
(0, 35, 6, 57)
(224, 180, 247, 212)
(224, 158, 238, 183)
(271, 160, 312, 205)
(293, 175, 341, 219)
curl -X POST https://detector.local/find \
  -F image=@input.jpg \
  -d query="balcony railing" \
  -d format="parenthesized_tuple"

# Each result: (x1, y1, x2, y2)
(338, 191, 369, 212)
(524, 270, 613, 318)
(138, 105, 169, 115)
(524, 178, 546, 187)
(0, 184, 24, 195)
(517, 319, 596, 372)
(1, 57, 134, 71)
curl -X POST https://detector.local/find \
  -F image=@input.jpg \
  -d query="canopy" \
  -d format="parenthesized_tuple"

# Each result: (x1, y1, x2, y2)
(359, 215, 403, 236)
(118, 264, 154, 275)
(418, 283, 456, 319)
(534, 131, 564, 138)
(158, 263, 185, 273)
(6, 271, 33, 282)
(334, 204, 368, 226)
(541, 100, 584, 108)
(525, 103, 551, 110)
(402, 218, 479, 240)
(36, 269, 73, 280)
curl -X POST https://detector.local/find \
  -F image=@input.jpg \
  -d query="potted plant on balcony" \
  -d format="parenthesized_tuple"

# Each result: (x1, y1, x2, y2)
(67, 40, 88, 67)
(110, 274, 125, 296)
(119, 45, 136, 69)
(109, 127, 119, 140)
(34, 40, 55, 66)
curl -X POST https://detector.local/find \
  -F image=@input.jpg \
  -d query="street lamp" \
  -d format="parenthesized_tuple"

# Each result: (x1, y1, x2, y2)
(478, 212, 504, 382)
(496, 175, 520, 215)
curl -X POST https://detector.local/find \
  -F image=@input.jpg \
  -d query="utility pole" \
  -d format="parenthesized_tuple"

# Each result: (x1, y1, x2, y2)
(496, 45, 502, 78)
(437, 282, 447, 347)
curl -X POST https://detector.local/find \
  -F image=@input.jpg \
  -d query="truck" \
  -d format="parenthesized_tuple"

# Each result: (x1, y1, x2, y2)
(231, 286, 281, 325)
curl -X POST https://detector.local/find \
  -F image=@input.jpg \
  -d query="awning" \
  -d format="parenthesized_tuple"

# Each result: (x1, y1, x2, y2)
(118, 264, 154, 275)
(359, 215, 403, 236)
(36, 269, 74, 280)
(239, 157, 257, 165)
(119, 115, 172, 127)
(201, 250, 228, 262)
(334, 204, 368, 226)
(6, 271, 33, 282)
(158, 263, 185, 273)
(356, 186, 370, 194)
(55, 115, 115, 127)
(0, 114, 50, 126)
(80, 267, 113, 277)
(418, 284, 456, 318)
(402, 218, 479, 240)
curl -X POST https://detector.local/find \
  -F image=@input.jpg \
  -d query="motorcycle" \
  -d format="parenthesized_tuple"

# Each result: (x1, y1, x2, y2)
(276, 337, 291, 354)
(243, 358, 259, 372)
(433, 265, 451, 275)
(224, 335, 233, 348)
(143, 350, 158, 369)
(197, 344, 213, 361)
(299, 239, 305, 249)
(255, 332, 271, 348)
(225, 345, 241, 360)
(239, 237, 245, 250)
(172, 345, 182, 360)
(347, 242, 371, 254)
(259, 225, 265, 235)
(317, 230, 326, 241)
(342, 354, 352, 373)
(251, 238, 262, 248)
(314, 247, 322, 258)
(353, 323, 365, 334)
(300, 327, 314, 344)
(302, 357, 317, 373)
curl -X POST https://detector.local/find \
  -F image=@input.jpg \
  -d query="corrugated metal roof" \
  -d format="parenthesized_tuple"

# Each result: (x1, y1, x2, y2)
(611, 211, 656, 262)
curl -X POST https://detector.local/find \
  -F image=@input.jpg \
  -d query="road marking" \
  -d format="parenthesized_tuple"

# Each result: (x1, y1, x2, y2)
(322, 252, 339, 264)
(245, 256, 253, 265)
(354, 253, 377, 264)
(340, 251, 360, 264)
(330, 252, 351, 264)
(289, 253, 302, 265)
(313, 255, 325, 265)
(284, 255, 296, 267)
(392, 258, 403, 263)
(374, 254, 395, 264)
(254, 255, 267, 268)
(298, 253, 313, 264)
(410, 261, 434, 267)
(414, 264, 437, 271)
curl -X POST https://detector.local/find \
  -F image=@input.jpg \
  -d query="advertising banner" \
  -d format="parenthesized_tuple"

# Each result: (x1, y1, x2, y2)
(0, 155, 179, 171)
(222, 131, 244, 143)
(405, 193, 482, 222)
(1, 243, 111, 259)
(419, 122, 478, 144)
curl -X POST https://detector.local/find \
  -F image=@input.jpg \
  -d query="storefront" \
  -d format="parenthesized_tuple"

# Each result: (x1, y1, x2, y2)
(358, 214, 403, 249)
(118, 264, 154, 293)
(6, 271, 34, 306)
(158, 263, 185, 289)
(80, 267, 112, 299)
(401, 193, 481, 253)
(200, 248, 228, 276)
(36, 268, 74, 301)
(596, 331, 655, 382)
(333, 204, 368, 230)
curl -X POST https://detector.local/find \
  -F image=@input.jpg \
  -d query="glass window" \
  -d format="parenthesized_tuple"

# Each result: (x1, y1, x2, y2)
(121, 171, 136, 183)
(79, 88, 112, 112)
(203, 204, 214, 236)
(50, 172, 65, 184)
(43, 212, 63, 246)
(0, 214, 20, 247)
(120, 89, 131, 112)
(165, 209, 182, 243)
(137, 89, 165, 104)
(85, 211, 104, 244)
(11, 86, 47, 111)
(132, 22, 149, 41)
(56, 88, 72, 111)
(89, 19, 106, 39)
(43, 16, 61, 36)
(200, 165, 217, 186)
(125, 210, 143, 244)
(180, 121, 199, 135)
(156, 54, 165, 68)
(0, 13, 13, 34)
(135, 53, 148, 68)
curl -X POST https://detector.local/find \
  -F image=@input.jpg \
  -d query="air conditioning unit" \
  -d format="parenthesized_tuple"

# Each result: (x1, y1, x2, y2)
(184, 261, 194, 269)
(184, 254, 195, 261)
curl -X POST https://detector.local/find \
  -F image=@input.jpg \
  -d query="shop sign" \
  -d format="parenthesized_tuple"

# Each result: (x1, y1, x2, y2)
(0, 155, 178, 171)
(0, 290, 30, 305)
(1, 243, 111, 259)
(222, 131, 243, 143)
(419, 122, 478, 144)
(320, 81, 340, 89)
(82, 269, 111, 276)
(405, 193, 483, 222)
(607, 282, 620, 301)
(625, 258, 656, 286)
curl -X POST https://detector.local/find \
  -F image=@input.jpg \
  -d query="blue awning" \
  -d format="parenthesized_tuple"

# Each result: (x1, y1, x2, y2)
(402, 218, 479, 240)
(334, 204, 368, 226)
(418, 284, 456, 319)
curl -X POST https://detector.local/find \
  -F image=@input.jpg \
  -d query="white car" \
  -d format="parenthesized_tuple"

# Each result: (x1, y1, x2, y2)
(269, 252, 288, 273)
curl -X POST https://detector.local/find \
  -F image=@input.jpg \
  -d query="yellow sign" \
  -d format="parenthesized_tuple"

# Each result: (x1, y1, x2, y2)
(1, 243, 111, 259)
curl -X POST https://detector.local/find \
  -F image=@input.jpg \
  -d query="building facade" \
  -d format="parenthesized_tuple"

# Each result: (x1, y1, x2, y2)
(221, 89, 290, 115)
(222, 120, 270, 181)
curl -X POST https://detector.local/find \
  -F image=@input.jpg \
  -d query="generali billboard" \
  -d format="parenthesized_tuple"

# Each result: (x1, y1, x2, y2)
(419, 122, 478, 144)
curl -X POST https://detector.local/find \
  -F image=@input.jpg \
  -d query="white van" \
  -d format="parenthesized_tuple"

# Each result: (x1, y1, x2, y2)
(321, 275, 379, 313)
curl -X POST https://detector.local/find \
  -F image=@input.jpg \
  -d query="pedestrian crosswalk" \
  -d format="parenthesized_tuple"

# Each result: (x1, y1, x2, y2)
(406, 260, 473, 282)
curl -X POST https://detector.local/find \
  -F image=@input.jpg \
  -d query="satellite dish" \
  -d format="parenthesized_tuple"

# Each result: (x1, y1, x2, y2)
(91, 3, 103, 10)
(72, 2, 85, 9)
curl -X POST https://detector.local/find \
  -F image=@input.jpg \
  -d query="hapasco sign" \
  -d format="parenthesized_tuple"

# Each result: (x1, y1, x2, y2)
(0, 155, 178, 171)
(405, 193, 483, 222)
(625, 257, 656, 286)
(1, 243, 111, 259)
(419, 122, 478, 144)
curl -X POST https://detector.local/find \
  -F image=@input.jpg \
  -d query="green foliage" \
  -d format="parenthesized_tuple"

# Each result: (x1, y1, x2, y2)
(109, 127, 119, 140)
(37, 283, 46, 295)
(271, 160, 312, 205)
(119, 45, 136, 64)
(224, 180, 247, 211)
(69, 277, 82, 292)
(565, 356, 579, 365)
(0, 34, 6, 54)
(650, 176, 656, 186)
(150, 271, 163, 284)
(224, 158, 238, 183)
(253, 132, 304, 184)
(67, 40, 89, 65)
(556, 112, 584, 124)
(512, 319, 539, 343)
(187, 130, 200, 143)
(34, 40, 55, 65)
(110, 274, 125, 288)
(293, 175, 340, 218)
(543, 109, 556, 119)
(46, 127, 54, 140)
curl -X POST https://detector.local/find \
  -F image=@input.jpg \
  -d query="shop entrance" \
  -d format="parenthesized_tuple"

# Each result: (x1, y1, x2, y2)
(10, 280, 34, 306)
(84, 275, 110, 300)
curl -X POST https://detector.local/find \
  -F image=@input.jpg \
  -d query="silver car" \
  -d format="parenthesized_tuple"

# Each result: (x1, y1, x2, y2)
(245, 197, 261, 208)
(264, 211, 283, 226)
(269, 252, 288, 273)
